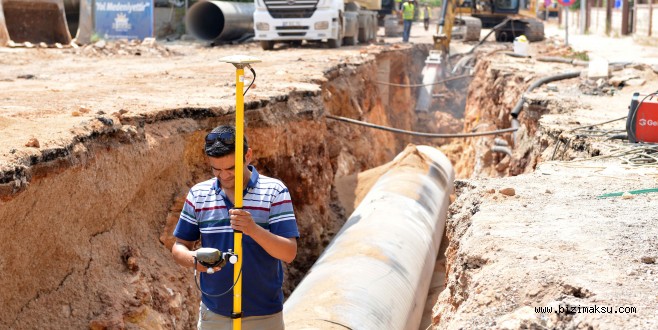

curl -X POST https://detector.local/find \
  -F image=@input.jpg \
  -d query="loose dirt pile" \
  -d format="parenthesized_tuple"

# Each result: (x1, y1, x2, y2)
(429, 26, 658, 329)
(68, 39, 182, 57)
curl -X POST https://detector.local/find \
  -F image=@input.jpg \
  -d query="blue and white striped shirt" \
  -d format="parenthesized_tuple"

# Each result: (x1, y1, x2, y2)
(174, 165, 299, 317)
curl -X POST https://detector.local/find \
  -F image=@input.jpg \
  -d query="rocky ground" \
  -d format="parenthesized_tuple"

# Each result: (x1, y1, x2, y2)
(428, 24, 658, 329)
(1, 19, 657, 329)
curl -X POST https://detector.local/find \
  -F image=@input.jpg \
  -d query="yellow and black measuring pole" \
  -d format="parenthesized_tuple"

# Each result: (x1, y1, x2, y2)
(219, 55, 261, 330)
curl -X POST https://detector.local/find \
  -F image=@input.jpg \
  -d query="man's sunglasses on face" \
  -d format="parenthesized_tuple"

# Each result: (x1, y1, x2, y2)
(205, 132, 235, 145)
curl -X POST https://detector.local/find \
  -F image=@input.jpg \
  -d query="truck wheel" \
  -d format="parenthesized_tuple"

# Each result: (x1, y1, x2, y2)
(369, 17, 377, 40)
(328, 36, 342, 48)
(462, 16, 482, 42)
(260, 40, 275, 50)
(358, 17, 369, 43)
(328, 15, 343, 48)
(523, 19, 545, 42)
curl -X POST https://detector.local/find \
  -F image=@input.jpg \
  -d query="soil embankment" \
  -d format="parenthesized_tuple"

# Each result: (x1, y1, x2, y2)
(0, 42, 430, 328)
(430, 32, 658, 329)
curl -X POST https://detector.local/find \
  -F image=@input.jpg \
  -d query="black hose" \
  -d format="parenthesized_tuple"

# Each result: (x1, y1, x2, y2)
(536, 57, 587, 66)
(536, 56, 574, 64)
(511, 70, 582, 119)
(326, 114, 517, 138)
(463, 18, 512, 56)
(606, 134, 628, 141)
(375, 74, 471, 88)
(508, 70, 581, 144)
(491, 145, 512, 157)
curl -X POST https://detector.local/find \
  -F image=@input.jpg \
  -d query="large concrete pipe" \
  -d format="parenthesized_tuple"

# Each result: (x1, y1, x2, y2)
(284, 145, 455, 330)
(71, 0, 93, 43)
(1, 0, 72, 44)
(62, 0, 80, 34)
(186, 0, 254, 42)
(0, 1, 9, 45)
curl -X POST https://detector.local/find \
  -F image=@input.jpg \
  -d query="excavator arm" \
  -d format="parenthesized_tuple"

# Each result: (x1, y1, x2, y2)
(416, 0, 480, 112)
(434, 0, 457, 58)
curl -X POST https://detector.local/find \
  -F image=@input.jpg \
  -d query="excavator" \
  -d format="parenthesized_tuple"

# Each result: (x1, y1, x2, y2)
(415, 0, 545, 112)
(0, 0, 92, 46)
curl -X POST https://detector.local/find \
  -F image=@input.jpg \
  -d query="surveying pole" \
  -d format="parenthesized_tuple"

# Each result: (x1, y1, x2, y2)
(219, 55, 261, 330)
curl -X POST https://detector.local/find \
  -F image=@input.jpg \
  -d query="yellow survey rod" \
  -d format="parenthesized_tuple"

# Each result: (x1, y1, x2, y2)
(220, 54, 260, 330)
(233, 64, 244, 330)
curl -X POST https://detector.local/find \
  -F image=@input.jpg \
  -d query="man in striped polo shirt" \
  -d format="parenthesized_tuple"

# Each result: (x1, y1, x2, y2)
(171, 125, 299, 329)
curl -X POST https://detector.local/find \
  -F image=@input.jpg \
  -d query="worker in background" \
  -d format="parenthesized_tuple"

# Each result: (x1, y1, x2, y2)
(171, 125, 299, 329)
(395, 0, 403, 11)
(402, 0, 415, 42)
(420, 4, 431, 31)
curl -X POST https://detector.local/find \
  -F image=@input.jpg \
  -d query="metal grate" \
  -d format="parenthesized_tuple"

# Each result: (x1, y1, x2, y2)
(278, 32, 307, 36)
(263, 0, 320, 18)
(275, 26, 310, 30)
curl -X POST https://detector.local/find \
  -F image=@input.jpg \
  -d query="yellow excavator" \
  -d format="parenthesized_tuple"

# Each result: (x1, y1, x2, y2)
(415, 0, 545, 112)
(450, 0, 545, 43)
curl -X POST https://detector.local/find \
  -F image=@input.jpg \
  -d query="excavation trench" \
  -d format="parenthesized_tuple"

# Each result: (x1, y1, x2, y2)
(0, 42, 567, 329)
(0, 46, 435, 329)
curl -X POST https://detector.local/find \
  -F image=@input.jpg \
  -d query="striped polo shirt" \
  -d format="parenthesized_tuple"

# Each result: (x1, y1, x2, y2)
(174, 165, 299, 317)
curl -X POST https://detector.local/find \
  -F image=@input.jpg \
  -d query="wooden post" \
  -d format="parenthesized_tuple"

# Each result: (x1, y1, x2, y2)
(621, 0, 629, 34)
(586, 0, 592, 33)
(597, 0, 602, 33)
(606, 0, 613, 35)
(580, 0, 586, 33)
(650, 0, 654, 37)
(633, 0, 638, 34)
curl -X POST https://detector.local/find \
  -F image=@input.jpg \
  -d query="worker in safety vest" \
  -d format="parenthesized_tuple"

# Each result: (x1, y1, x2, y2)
(419, 5, 431, 31)
(402, 0, 415, 42)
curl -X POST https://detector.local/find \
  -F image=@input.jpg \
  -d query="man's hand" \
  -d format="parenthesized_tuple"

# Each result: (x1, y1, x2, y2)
(201, 263, 222, 274)
(230, 209, 259, 236)
(172, 240, 222, 273)
(229, 209, 297, 263)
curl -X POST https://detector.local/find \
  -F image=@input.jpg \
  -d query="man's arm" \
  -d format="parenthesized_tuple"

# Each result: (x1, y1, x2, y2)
(172, 239, 196, 268)
(172, 238, 220, 272)
(229, 209, 297, 263)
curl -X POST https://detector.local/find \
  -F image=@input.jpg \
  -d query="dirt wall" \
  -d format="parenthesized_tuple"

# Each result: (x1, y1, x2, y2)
(430, 40, 658, 329)
(0, 48, 427, 329)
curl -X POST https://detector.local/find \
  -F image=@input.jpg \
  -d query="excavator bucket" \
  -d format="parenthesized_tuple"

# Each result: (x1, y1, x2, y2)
(1, 0, 72, 45)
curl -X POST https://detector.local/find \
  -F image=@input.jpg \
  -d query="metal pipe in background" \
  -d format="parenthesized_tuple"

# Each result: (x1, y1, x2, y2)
(72, 0, 92, 44)
(185, 0, 254, 42)
(284, 145, 455, 330)
(62, 0, 80, 36)
(0, 1, 9, 46)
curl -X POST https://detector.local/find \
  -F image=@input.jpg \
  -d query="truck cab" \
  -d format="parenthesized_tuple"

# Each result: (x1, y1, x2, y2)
(254, 0, 379, 49)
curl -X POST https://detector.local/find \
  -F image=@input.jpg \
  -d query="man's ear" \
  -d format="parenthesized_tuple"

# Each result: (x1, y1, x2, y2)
(245, 148, 253, 164)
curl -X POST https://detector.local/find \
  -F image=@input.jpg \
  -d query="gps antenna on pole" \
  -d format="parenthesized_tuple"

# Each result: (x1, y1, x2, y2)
(219, 54, 261, 330)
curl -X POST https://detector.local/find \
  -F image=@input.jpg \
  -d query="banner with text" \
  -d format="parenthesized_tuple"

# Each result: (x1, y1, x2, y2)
(95, 0, 153, 40)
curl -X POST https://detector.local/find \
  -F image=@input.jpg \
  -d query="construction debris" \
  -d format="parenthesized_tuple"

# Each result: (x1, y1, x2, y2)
(66, 39, 181, 57)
